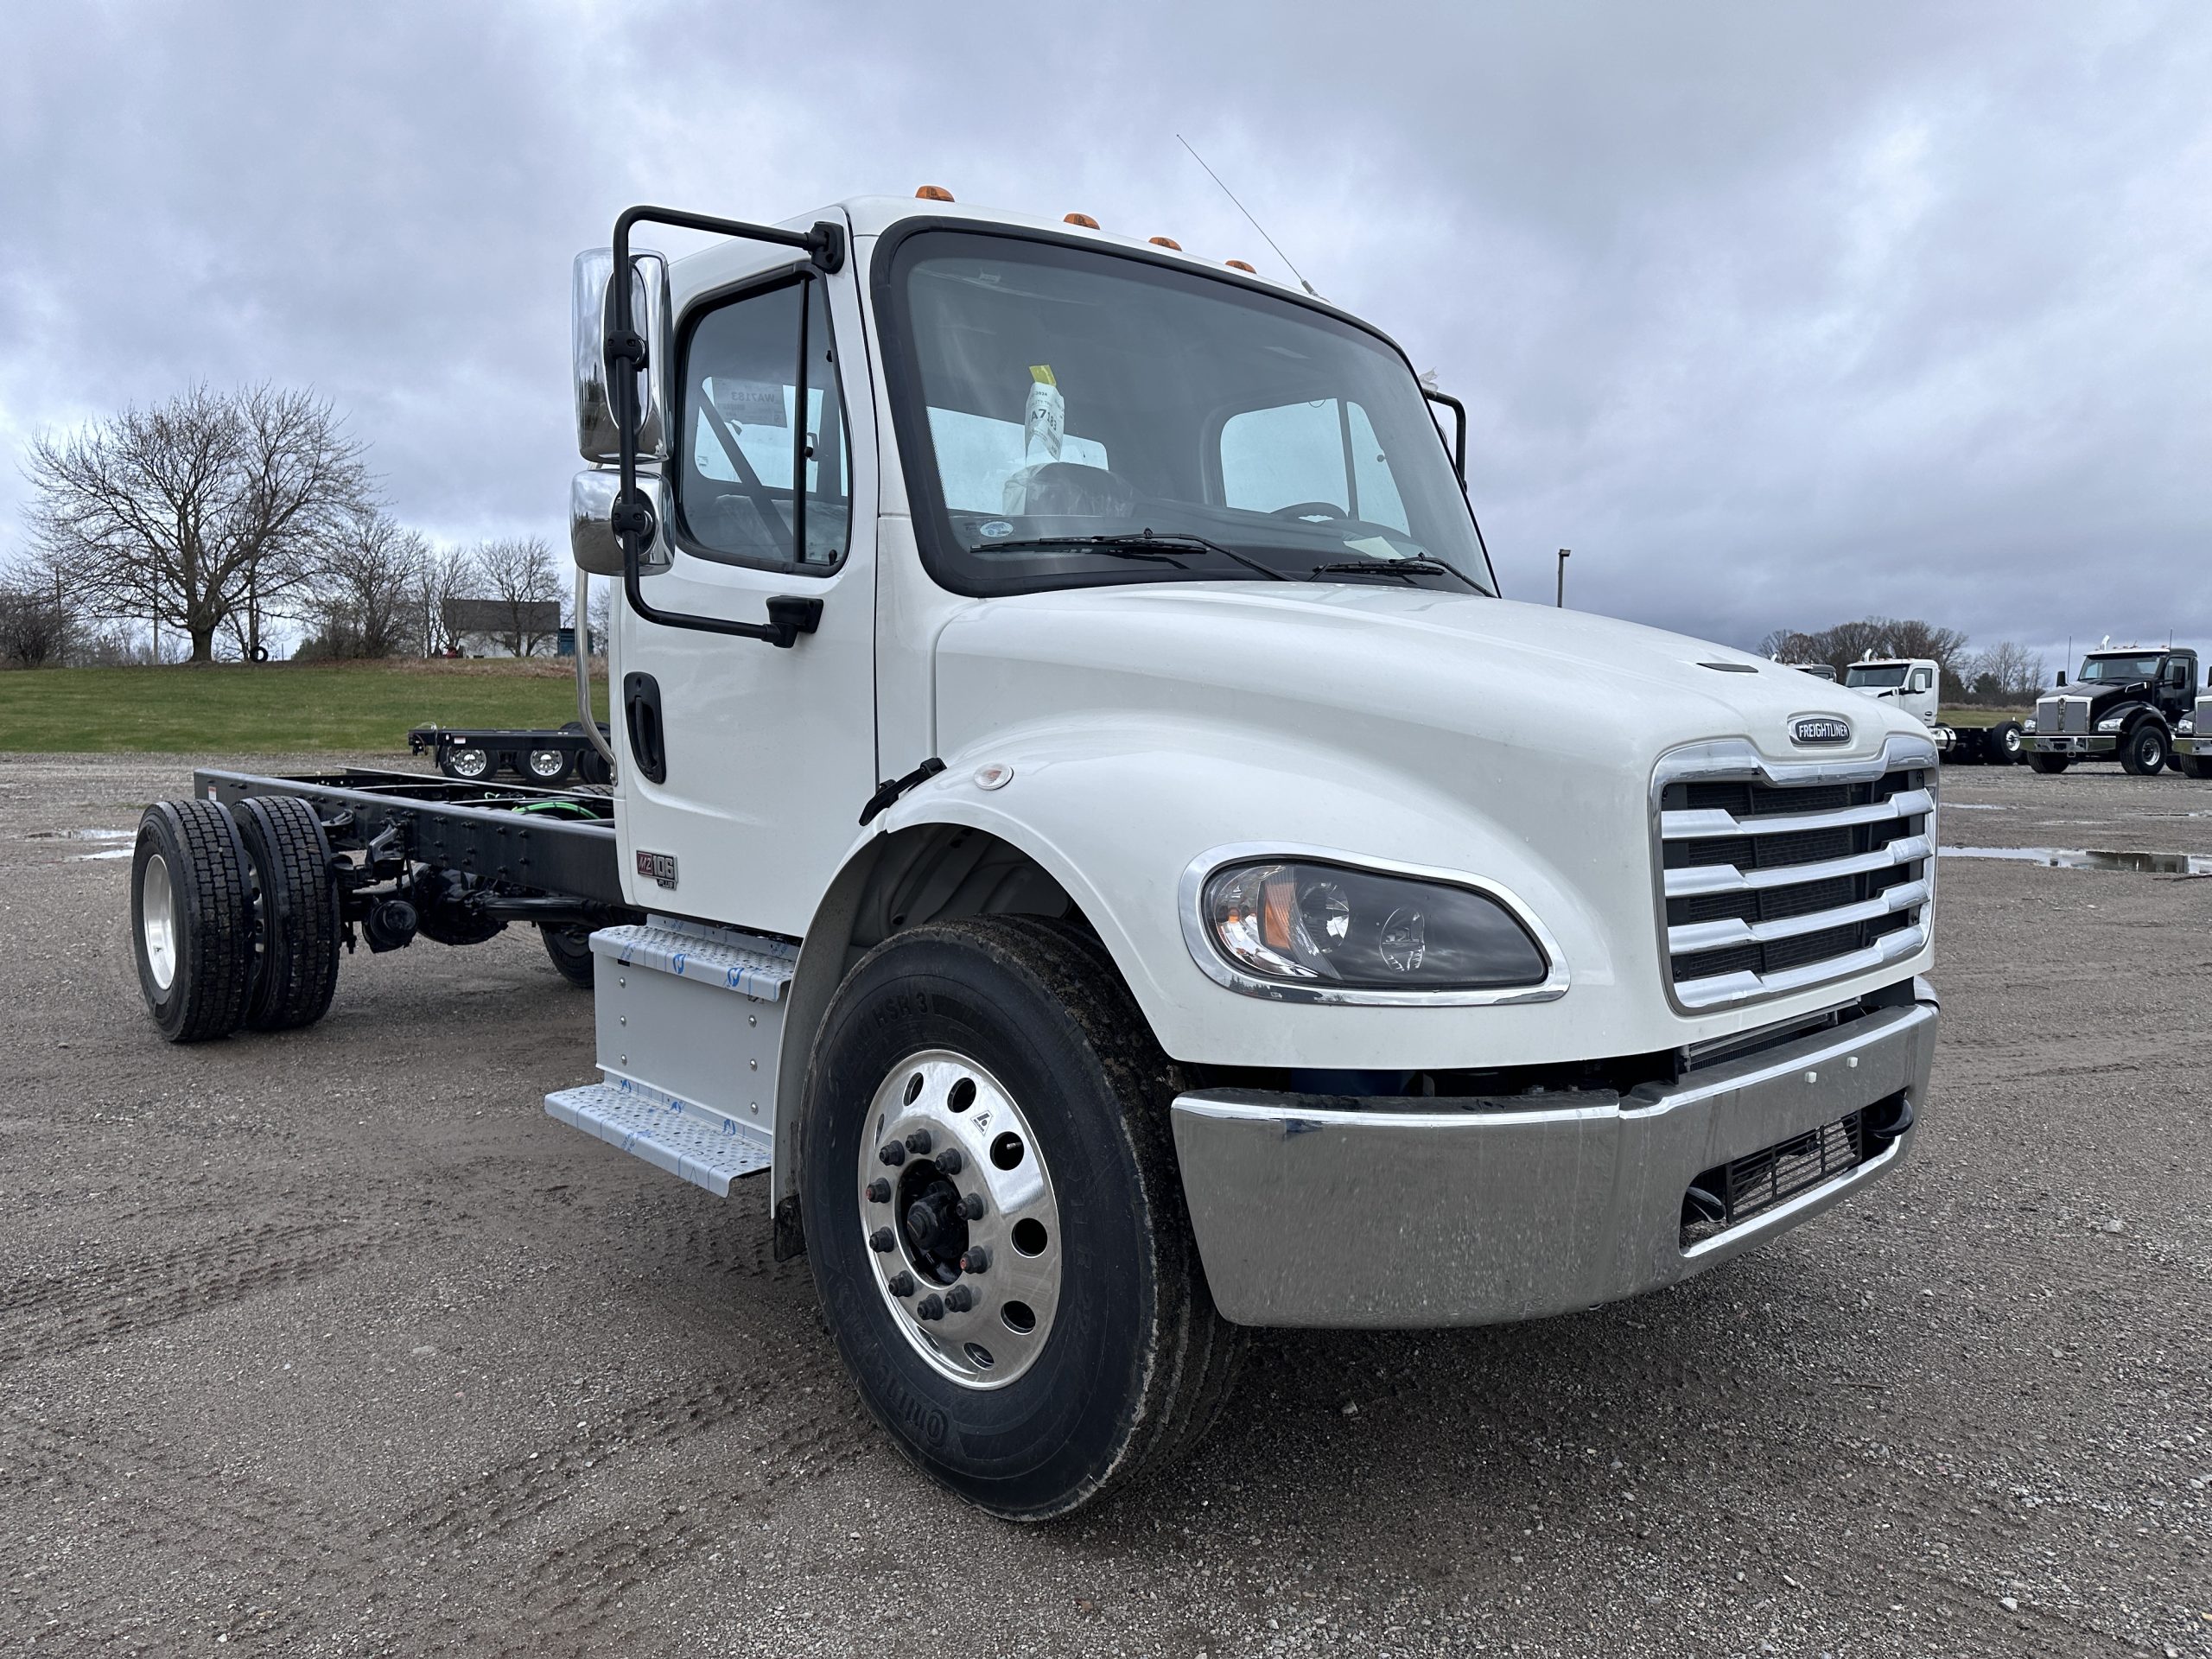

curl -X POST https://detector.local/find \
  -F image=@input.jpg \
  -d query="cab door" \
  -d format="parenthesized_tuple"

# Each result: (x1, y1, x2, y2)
(614, 245, 878, 938)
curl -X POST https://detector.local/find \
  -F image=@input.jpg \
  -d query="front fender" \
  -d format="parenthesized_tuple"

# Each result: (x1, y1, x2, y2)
(861, 718, 1649, 1072)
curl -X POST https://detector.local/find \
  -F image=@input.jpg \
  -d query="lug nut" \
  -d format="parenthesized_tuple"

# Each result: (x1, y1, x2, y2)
(887, 1271, 915, 1297)
(935, 1147, 964, 1174)
(869, 1227, 895, 1253)
(866, 1178, 892, 1203)
(878, 1142, 906, 1166)
(944, 1285, 975, 1313)
(961, 1192, 986, 1220)
(959, 1246, 990, 1274)
(916, 1294, 945, 1321)
(905, 1129, 932, 1154)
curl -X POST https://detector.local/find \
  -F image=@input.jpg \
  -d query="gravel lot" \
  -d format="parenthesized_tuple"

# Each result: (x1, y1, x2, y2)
(3, 752, 2208, 1657)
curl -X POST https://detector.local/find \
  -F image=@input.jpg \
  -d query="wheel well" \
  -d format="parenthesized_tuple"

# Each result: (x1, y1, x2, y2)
(771, 823, 1081, 1250)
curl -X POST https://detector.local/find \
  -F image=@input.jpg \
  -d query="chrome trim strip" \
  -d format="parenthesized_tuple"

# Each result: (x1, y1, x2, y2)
(1667, 879, 1928, 955)
(1671, 921, 1928, 1010)
(1660, 787, 1932, 842)
(1176, 841, 1571, 1007)
(1664, 834, 1930, 898)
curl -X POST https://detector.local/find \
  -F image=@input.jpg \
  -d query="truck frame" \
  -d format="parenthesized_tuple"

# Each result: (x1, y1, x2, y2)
(128, 190, 1941, 1519)
(1840, 656, 2019, 766)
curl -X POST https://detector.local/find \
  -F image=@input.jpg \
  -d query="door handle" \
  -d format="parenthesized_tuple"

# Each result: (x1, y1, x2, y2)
(623, 672, 667, 785)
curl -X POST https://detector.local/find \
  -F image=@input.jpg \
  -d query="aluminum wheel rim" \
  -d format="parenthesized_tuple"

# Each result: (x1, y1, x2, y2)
(858, 1049, 1063, 1390)
(527, 749, 565, 778)
(449, 748, 489, 778)
(142, 851, 178, 992)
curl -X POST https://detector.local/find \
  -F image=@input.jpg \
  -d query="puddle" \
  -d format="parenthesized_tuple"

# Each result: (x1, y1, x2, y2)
(1945, 803, 2007, 811)
(73, 849, 132, 861)
(27, 828, 131, 842)
(1941, 845, 2212, 876)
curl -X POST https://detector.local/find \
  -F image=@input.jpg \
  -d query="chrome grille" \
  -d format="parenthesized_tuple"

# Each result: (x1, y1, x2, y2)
(1657, 758, 1934, 1010)
(2035, 695, 2091, 734)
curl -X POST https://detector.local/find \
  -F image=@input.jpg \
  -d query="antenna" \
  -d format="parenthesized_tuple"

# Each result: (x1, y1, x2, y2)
(1176, 135, 1320, 297)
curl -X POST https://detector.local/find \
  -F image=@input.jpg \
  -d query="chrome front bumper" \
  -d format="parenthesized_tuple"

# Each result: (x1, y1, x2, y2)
(2021, 734, 2115, 755)
(1171, 990, 1938, 1328)
(2177, 734, 2207, 758)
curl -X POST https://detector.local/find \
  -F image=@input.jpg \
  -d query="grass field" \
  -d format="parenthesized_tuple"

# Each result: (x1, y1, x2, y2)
(0, 659, 609, 753)
(1940, 706, 2032, 727)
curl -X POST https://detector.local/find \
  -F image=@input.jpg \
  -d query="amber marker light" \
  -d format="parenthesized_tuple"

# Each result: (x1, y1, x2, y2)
(1064, 213, 1100, 228)
(915, 185, 955, 201)
(1225, 258, 1256, 272)
(1148, 236, 1182, 249)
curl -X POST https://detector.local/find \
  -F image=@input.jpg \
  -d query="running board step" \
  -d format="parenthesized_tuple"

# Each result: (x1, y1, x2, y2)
(590, 918, 796, 1001)
(545, 1077, 772, 1197)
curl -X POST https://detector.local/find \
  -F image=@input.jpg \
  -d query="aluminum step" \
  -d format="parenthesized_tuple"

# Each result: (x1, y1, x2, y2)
(589, 918, 796, 1001)
(545, 1077, 772, 1197)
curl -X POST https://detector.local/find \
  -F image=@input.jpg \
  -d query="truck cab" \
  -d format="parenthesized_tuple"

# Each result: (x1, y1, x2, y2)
(130, 189, 1942, 1519)
(2023, 645, 2201, 775)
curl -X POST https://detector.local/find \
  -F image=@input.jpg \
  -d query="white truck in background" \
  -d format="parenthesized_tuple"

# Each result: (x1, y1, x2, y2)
(1844, 656, 2020, 766)
(128, 189, 1942, 1519)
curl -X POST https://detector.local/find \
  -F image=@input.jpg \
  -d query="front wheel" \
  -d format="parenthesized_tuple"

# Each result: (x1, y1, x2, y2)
(2180, 754, 2212, 780)
(440, 746, 491, 781)
(799, 918, 1243, 1520)
(525, 747, 573, 785)
(537, 922, 595, 988)
(2120, 723, 2169, 776)
(2027, 751, 2069, 775)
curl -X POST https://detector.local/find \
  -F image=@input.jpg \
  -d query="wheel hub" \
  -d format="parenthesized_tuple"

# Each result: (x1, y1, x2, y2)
(858, 1049, 1062, 1389)
(142, 851, 177, 992)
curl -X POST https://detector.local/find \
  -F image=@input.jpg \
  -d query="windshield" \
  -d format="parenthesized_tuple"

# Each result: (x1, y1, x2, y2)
(880, 230, 1492, 596)
(1790, 663, 1837, 680)
(1846, 664, 1908, 689)
(2077, 654, 2160, 683)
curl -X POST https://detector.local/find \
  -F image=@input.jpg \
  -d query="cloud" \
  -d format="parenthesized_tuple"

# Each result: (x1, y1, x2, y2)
(2, 0, 2204, 669)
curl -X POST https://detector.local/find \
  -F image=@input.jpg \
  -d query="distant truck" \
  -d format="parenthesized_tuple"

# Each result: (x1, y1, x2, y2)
(1842, 658, 2019, 766)
(2178, 688, 2212, 779)
(2021, 645, 2202, 775)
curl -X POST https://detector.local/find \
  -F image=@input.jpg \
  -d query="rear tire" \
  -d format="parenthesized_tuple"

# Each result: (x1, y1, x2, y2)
(538, 922, 595, 988)
(799, 916, 1243, 1520)
(2180, 754, 2212, 780)
(441, 746, 491, 781)
(2027, 751, 2069, 774)
(131, 801, 254, 1043)
(525, 747, 573, 785)
(235, 797, 342, 1032)
(2120, 723, 2169, 776)
(1987, 720, 2022, 765)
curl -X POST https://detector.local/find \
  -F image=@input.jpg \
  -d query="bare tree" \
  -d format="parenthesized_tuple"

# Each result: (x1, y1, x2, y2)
(473, 537, 562, 656)
(1959, 639, 2045, 704)
(0, 550, 79, 668)
(25, 385, 372, 664)
(414, 544, 478, 657)
(306, 511, 429, 658)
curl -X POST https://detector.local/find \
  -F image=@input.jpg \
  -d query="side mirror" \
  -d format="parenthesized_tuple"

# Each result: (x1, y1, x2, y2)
(571, 470, 669, 576)
(573, 248, 671, 464)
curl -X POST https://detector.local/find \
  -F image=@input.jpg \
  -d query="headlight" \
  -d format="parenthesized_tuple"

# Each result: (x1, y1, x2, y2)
(2023, 718, 2037, 733)
(2097, 716, 2124, 733)
(2181, 717, 2196, 735)
(1199, 860, 1549, 991)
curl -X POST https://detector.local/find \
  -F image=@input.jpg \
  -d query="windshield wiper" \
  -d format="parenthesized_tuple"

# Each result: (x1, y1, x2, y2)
(968, 531, 1292, 582)
(1306, 555, 1484, 592)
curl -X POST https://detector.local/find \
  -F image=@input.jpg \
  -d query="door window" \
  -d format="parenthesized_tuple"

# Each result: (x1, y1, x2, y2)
(677, 278, 850, 569)
(1909, 667, 1933, 694)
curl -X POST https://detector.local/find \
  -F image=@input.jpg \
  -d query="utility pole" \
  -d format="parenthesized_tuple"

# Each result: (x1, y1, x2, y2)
(1555, 548, 1571, 608)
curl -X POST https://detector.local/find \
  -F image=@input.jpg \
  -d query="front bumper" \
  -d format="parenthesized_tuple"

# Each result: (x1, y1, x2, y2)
(2021, 734, 2115, 756)
(1171, 988, 1938, 1327)
(2177, 734, 2207, 758)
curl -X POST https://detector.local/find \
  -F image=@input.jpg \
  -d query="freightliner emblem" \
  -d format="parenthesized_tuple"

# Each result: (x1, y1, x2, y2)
(1791, 716, 1853, 746)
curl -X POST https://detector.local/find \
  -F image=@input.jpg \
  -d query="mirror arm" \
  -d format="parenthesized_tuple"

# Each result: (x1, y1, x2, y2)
(608, 204, 843, 648)
(1421, 384, 1497, 598)
(574, 566, 620, 777)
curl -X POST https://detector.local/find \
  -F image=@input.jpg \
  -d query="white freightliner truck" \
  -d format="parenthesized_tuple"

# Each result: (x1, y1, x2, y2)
(128, 192, 1941, 1519)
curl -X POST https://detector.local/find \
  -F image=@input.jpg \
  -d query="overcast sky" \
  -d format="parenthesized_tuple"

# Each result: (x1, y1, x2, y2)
(2, 1, 2204, 671)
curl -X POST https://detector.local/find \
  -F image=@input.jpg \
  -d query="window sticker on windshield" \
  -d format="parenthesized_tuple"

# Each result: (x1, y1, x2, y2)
(706, 378, 788, 429)
(978, 520, 1014, 538)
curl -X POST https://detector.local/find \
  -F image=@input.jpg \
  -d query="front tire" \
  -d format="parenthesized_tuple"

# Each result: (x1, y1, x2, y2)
(799, 917, 1242, 1520)
(2120, 723, 2169, 776)
(2180, 754, 2212, 780)
(440, 746, 491, 781)
(2027, 751, 2069, 774)
(131, 801, 254, 1042)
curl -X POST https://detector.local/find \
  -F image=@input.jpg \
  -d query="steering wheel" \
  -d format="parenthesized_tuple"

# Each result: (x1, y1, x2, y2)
(1268, 501, 1351, 523)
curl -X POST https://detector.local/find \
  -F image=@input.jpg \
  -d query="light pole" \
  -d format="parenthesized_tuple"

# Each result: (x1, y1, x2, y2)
(1555, 548, 1571, 608)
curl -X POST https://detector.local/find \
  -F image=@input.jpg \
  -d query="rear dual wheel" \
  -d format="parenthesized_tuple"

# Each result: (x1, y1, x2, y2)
(131, 798, 340, 1042)
(800, 917, 1244, 1521)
